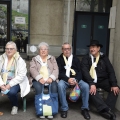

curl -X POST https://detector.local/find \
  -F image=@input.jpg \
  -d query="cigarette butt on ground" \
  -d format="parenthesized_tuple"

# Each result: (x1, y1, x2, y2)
(0, 112, 3, 116)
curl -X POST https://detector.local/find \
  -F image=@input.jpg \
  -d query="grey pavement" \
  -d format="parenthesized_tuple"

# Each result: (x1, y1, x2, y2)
(0, 91, 120, 120)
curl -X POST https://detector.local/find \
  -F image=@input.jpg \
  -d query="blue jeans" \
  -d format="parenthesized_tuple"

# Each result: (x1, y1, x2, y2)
(58, 80, 89, 111)
(7, 84, 20, 107)
(32, 80, 58, 94)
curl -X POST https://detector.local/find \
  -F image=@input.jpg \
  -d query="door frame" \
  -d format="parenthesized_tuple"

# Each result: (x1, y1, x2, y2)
(0, 0, 11, 52)
(73, 11, 110, 56)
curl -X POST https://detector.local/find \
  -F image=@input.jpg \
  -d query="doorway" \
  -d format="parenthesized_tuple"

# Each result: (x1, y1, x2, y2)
(0, 1, 11, 52)
(73, 12, 110, 56)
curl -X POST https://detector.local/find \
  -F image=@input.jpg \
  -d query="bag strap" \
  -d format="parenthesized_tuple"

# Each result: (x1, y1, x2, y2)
(41, 84, 52, 94)
(48, 84, 51, 94)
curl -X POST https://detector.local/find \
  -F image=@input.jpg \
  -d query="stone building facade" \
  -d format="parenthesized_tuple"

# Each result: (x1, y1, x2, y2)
(12, 0, 28, 14)
(30, 0, 120, 111)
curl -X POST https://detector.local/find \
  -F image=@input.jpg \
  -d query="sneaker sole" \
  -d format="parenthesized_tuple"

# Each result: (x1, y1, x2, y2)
(47, 117, 53, 119)
(11, 113, 18, 115)
(39, 116, 45, 119)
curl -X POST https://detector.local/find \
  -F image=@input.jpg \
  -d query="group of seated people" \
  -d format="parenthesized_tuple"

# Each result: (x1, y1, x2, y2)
(0, 40, 120, 120)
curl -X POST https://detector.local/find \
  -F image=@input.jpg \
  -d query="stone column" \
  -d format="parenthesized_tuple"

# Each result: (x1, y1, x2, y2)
(30, 0, 64, 45)
(112, 0, 120, 111)
(30, 0, 75, 46)
(109, 0, 117, 63)
(62, 0, 75, 44)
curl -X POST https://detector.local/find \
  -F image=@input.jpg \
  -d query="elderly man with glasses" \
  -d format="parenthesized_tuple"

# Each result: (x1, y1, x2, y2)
(56, 42, 90, 120)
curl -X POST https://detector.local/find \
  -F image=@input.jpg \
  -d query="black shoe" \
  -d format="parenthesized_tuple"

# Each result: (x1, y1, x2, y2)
(107, 109, 116, 120)
(81, 109, 90, 120)
(61, 111, 67, 118)
(100, 111, 111, 119)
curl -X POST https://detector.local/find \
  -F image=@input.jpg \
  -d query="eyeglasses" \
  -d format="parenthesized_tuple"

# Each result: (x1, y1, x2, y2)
(40, 49, 48, 51)
(5, 48, 15, 51)
(62, 48, 71, 51)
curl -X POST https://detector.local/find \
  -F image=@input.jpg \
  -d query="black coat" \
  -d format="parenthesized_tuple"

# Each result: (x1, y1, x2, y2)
(56, 54, 82, 82)
(81, 53, 118, 87)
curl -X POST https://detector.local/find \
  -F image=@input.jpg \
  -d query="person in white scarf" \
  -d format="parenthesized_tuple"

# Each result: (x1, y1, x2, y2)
(56, 42, 90, 119)
(0, 41, 30, 115)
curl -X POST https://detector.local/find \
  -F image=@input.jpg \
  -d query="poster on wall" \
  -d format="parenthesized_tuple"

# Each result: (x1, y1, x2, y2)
(15, 17, 25, 24)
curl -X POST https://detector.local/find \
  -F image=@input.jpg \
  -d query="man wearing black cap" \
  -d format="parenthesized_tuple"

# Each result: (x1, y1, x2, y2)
(81, 40, 120, 120)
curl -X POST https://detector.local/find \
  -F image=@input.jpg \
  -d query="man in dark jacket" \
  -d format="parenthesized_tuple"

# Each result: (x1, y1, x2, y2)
(81, 40, 120, 120)
(56, 42, 90, 119)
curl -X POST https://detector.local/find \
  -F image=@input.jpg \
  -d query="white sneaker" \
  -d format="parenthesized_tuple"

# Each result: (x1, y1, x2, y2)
(11, 106, 18, 115)
(47, 115, 53, 119)
(39, 116, 45, 119)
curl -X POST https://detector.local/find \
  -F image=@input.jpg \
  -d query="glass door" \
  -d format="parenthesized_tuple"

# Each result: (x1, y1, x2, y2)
(74, 12, 110, 56)
(74, 13, 92, 55)
(0, 1, 10, 53)
(93, 15, 109, 54)
(11, 0, 29, 53)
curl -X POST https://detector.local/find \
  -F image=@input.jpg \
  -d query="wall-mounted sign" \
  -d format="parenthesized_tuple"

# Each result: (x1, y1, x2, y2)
(30, 45, 37, 53)
(98, 25, 104, 29)
(15, 17, 25, 24)
(81, 25, 87, 28)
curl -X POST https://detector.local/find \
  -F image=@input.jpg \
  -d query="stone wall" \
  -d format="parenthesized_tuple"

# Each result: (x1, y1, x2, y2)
(30, 0, 120, 111)
(112, 0, 120, 111)
(30, 0, 75, 45)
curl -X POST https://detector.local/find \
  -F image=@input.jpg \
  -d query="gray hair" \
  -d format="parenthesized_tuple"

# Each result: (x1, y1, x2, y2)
(62, 42, 72, 49)
(62, 42, 73, 53)
(5, 41, 17, 50)
(38, 42, 49, 50)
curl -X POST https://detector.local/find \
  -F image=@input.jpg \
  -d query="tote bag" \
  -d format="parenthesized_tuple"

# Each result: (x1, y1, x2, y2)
(35, 85, 58, 116)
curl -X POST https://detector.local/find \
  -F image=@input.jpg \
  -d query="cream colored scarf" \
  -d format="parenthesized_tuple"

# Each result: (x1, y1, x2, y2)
(2, 52, 19, 84)
(90, 53, 100, 83)
(63, 54, 76, 77)
(39, 56, 49, 80)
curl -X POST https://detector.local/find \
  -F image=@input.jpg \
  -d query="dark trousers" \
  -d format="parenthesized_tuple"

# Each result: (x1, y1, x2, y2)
(90, 79, 118, 112)
(7, 84, 20, 107)
(32, 80, 58, 95)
